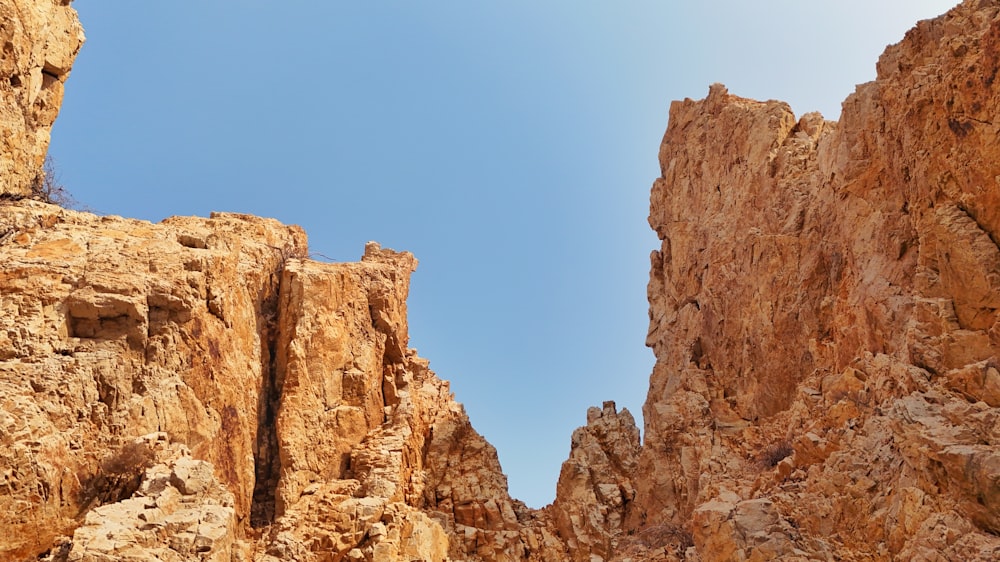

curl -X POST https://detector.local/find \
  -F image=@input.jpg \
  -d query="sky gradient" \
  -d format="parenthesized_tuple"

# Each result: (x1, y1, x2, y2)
(51, 1, 960, 508)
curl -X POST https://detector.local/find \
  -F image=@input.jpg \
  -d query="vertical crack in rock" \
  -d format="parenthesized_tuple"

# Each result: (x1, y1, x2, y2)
(250, 266, 284, 528)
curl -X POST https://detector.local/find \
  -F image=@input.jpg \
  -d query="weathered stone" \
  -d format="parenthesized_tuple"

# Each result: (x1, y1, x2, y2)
(627, 0, 1000, 559)
(0, 201, 306, 558)
(0, 197, 573, 560)
(7, 0, 1000, 560)
(67, 438, 236, 562)
(0, 0, 84, 196)
(550, 401, 640, 562)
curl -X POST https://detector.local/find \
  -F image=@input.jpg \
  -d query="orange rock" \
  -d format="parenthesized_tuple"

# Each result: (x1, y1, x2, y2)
(632, 1, 1000, 558)
(6, 0, 1000, 560)
(0, 1, 84, 196)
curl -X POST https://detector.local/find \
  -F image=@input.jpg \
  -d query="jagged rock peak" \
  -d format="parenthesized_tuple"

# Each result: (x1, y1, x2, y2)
(4, 0, 1000, 561)
(549, 401, 641, 562)
(634, 0, 1000, 559)
(0, 201, 571, 561)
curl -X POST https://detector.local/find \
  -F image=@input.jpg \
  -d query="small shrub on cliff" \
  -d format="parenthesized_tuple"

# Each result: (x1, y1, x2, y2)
(756, 438, 793, 469)
(100, 440, 156, 476)
(77, 440, 156, 513)
(30, 155, 77, 207)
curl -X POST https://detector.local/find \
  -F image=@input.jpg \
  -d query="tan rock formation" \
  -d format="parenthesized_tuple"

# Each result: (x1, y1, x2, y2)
(0, 0, 84, 196)
(255, 242, 565, 561)
(0, 201, 306, 558)
(66, 433, 238, 562)
(631, 0, 1000, 558)
(0, 201, 568, 561)
(5, 0, 1000, 560)
(549, 401, 640, 562)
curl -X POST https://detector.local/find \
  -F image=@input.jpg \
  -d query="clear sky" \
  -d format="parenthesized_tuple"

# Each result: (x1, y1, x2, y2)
(51, 1, 959, 508)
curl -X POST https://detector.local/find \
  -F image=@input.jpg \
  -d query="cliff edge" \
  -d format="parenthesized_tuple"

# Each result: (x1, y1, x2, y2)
(3, 0, 1000, 561)
(0, 201, 569, 561)
(0, 0, 83, 197)
(633, 0, 1000, 559)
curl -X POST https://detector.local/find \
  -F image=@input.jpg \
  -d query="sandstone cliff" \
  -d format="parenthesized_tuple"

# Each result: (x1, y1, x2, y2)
(0, 0, 83, 197)
(631, 0, 1000, 558)
(4, 0, 1000, 561)
(0, 199, 573, 561)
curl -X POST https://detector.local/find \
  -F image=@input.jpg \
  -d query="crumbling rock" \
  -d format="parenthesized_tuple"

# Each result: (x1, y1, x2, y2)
(0, 0, 84, 196)
(6, 0, 1000, 560)
(66, 433, 237, 562)
(630, 0, 1000, 559)
(549, 401, 640, 562)
(0, 201, 306, 558)
(0, 200, 570, 561)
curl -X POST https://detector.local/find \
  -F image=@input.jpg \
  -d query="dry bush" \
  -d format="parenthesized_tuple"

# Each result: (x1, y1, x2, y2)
(77, 440, 156, 513)
(616, 522, 695, 558)
(30, 155, 76, 207)
(757, 438, 793, 469)
(268, 242, 308, 263)
(100, 440, 156, 476)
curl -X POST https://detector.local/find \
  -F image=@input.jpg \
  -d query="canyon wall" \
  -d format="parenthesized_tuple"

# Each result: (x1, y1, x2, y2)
(0, 200, 573, 561)
(633, 0, 1000, 558)
(0, 198, 581, 561)
(3, 0, 1000, 561)
(0, 0, 83, 196)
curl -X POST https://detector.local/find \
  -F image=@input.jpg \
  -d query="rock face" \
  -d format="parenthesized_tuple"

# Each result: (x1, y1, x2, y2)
(632, 0, 1000, 558)
(549, 401, 640, 562)
(5, 0, 1000, 561)
(0, 202, 305, 558)
(0, 0, 84, 196)
(0, 201, 569, 561)
(66, 433, 238, 562)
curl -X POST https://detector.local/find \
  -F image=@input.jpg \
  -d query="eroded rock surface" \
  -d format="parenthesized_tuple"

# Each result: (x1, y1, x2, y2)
(0, 201, 305, 558)
(0, 201, 570, 561)
(0, 0, 84, 196)
(628, 0, 1000, 558)
(549, 401, 640, 562)
(5, 0, 1000, 560)
(66, 433, 237, 562)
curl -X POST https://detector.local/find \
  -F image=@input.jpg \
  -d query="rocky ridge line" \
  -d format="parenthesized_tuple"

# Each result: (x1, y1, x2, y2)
(3, 0, 1000, 560)
(0, 199, 577, 561)
(632, 0, 1000, 558)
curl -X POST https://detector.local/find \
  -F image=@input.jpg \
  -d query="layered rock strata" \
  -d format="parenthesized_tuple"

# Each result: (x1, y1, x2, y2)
(0, 0, 84, 196)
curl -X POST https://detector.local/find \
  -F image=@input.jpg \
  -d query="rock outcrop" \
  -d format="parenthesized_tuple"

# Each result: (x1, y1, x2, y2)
(65, 433, 237, 562)
(4, 0, 1000, 560)
(631, 0, 1000, 558)
(0, 202, 305, 558)
(549, 401, 640, 562)
(0, 0, 83, 196)
(0, 200, 569, 561)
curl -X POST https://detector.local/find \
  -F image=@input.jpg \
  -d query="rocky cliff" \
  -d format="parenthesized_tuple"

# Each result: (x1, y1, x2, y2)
(633, 0, 1000, 558)
(3, 0, 1000, 561)
(0, 200, 571, 562)
(0, 0, 83, 197)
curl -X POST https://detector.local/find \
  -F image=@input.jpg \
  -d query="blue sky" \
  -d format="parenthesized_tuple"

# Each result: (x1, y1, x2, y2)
(51, 1, 959, 508)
